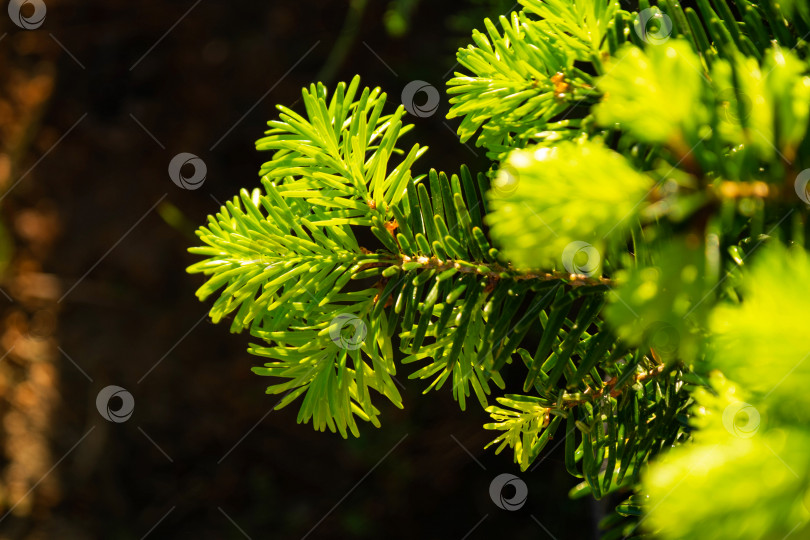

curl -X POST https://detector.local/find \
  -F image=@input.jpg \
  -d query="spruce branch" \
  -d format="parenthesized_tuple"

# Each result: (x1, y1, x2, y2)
(187, 1, 810, 537)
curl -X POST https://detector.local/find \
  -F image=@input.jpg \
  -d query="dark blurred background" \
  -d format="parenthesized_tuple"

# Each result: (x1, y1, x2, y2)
(0, 1, 599, 538)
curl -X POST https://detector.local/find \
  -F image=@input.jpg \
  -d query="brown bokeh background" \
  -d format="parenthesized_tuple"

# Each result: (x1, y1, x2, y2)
(0, 1, 600, 538)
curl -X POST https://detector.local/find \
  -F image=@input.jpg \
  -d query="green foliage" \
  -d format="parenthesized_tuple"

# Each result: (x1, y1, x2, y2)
(255, 78, 426, 215)
(595, 41, 705, 144)
(446, 7, 605, 155)
(644, 381, 810, 540)
(487, 140, 653, 271)
(484, 394, 556, 470)
(605, 239, 709, 363)
(709, 245, 810, 415)
(644, 246, 810, 539)
(189, 0, 810, 538)
(188, 78, 420, 436)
